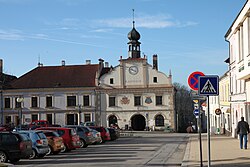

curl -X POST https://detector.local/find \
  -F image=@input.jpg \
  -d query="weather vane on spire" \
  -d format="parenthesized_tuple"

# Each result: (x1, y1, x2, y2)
(132, 9, 135, 28)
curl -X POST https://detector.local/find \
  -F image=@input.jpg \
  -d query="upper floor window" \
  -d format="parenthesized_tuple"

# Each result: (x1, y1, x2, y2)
(67, 96, 76, 107)
(31, 96, 38, 108)
(156, 96, 162, 105)
(153, 77, 158, 83)
(83, 95, 90, 106)
(109, 96, 115, 107)
(134, 96, 141, 106)
(15, 97, 21, 108)
(4, 98, 10, 109)
(110, 78, 114, 84)
(46, 96, 52, 107)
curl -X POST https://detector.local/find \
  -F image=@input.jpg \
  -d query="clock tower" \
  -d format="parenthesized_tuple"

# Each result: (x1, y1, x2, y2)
(127, 20, 141, 58)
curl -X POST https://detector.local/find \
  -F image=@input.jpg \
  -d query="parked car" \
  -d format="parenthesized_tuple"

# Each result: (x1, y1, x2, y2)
(36, 127, 80, 152)
(18, 130, 49, 159)
(89, 126, 111, 142)
(29, 120, 50, 129)
(0, 131, 32, 163)
(13, 124, 29, 131)
(64, 125, 95, 148)
(81, 121, 96, 126)
(107, 127, 120, 141)
(90, 129, 102, 144)
(39, 130, 64, 155)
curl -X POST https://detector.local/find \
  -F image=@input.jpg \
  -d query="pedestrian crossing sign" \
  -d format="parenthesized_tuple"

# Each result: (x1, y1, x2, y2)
(198, 75, 219, 96)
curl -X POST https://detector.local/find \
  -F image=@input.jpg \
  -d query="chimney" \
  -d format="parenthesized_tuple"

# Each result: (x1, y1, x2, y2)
(105, 62, 109, 67)
(86, 60, 91, 65)
(62, 60, 65, 66)
(0, 59, 2, 73)
(153, 54, 158, 70)
(99, 58, 104, 69)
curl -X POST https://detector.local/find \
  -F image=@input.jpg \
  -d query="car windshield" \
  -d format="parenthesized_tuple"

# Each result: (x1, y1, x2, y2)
(56, 130, 65, 136)
(37, 132, 47, 139)
(44, 131, 59, 137)
(19, 133, 31, 141)
(70, 129, 77, 136)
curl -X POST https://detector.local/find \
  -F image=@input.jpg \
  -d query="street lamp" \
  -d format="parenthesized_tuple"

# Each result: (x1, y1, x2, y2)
(76, 104, 82, 125)
(16, 97, 24, 129)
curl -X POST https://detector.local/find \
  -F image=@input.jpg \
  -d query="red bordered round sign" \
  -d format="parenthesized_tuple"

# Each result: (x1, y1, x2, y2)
(215, 108, 221, 115)
(188, 71, 205, 90)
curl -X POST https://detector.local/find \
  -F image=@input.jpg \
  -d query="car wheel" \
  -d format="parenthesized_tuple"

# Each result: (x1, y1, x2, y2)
(46, 146, 52, 155)
(53, 150, 61, 155)
(29, 149, 36, 159)
(9, 158, 20, 163)
(0, 151, 7, 163)
(37, 154, 46, 158)
(80, 139, 87, 148)
(61, 145, 67, 153)
(99, 138, 103, 144)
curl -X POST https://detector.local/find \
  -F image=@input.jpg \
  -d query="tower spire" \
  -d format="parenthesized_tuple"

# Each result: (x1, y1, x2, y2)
(132, 9, 135, 28)
(127, 9, 141, 58)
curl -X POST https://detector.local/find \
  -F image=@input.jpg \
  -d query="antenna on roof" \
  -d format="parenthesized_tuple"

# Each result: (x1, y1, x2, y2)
(132, 9, 135, 28)
(38, 54, 43, 67)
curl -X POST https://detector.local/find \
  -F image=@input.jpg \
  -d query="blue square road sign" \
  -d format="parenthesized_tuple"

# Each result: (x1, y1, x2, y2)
(198, 75, 219, 96)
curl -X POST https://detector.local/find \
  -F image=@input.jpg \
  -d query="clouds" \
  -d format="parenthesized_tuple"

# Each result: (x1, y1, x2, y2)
(0, 29, 24, 40)
(93, 14, 198, 29)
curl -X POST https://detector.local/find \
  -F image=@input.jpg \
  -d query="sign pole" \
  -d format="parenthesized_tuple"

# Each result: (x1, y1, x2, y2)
(198, 100, 203, 167)
(207, 96, 211, 167)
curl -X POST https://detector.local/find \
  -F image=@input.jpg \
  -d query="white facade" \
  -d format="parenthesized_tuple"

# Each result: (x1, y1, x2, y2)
(98, 57, 175, 131)
(3, 88, 97, 126)
(225, 0, 250, 137)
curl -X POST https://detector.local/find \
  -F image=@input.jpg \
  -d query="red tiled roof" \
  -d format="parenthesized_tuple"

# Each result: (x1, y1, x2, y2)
(10, 64, 100, 89)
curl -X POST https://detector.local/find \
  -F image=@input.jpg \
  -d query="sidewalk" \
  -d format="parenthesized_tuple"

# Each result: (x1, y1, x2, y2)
(182, 134, 250, 167)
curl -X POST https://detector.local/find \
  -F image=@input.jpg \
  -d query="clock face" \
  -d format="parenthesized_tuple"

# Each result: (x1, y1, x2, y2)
(129, 66, 138, 75)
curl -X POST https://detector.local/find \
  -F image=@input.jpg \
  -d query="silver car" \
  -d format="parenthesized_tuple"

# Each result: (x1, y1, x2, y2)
(18, 130, 49, 159)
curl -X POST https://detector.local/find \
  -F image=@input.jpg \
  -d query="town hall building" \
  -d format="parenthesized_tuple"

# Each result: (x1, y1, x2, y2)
(1, 21, 175, 131)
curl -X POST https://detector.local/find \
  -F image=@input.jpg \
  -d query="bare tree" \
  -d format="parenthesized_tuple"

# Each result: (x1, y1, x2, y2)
(174, 82, 195, 132)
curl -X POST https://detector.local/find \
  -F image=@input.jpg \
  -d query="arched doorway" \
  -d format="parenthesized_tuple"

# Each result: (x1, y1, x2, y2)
(108, 115, 118, 127)
(131, 114, 146, 131)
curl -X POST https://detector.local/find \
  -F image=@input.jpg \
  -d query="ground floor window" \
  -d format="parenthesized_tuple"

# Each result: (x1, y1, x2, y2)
(84, 113, 91, 122)
(155, 114, 164, 126)
(47, 114, 52, 124)
(5, 116, 11, 124)
(32, 114, 38, 121)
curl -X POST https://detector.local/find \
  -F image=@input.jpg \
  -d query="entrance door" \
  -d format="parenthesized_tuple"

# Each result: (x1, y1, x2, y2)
(67, 114, 78, 125)
(131, 114, 146, 131)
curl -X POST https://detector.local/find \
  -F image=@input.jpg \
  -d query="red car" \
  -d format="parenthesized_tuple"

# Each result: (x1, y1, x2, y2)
(89, 126, 111, 142)
(29, 120, 50, 129)
(36, 127, 80, 152)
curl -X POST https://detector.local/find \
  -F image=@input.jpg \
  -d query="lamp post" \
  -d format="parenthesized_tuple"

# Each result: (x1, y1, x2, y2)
(78, 105, 82, 125)
(76, 104, 82, 125)
(16, 97, 24, 129)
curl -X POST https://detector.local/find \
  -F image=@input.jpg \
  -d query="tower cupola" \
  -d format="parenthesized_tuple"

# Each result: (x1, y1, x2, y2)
(127, 11, 141, 59)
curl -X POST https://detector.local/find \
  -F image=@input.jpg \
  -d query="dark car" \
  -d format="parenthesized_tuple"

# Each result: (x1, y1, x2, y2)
(64, 125, 95, 148)
(19, 130, 49, 159)
(89, 126, 111, 142)
(0, 131, 32, 163)
(107, 127, 120, 141)
(36, 127, 80, 152)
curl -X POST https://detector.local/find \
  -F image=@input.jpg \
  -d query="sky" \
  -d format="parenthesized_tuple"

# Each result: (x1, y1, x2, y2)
(0, 0, 247, 86)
